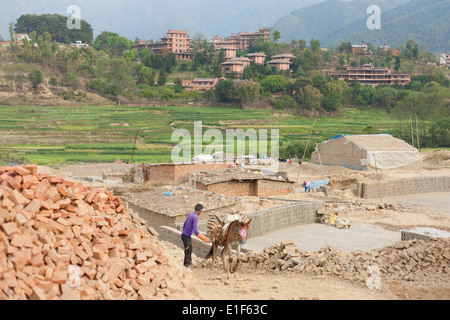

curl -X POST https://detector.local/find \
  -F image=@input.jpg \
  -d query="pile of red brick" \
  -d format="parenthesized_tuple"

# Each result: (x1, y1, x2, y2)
(0, 165, 198, 300)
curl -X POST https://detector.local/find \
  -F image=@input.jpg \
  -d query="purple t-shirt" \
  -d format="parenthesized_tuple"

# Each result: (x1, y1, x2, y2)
(182, 212, 199, 237)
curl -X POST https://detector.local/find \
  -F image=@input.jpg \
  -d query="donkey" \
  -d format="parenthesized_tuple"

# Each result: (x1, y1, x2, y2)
(204, 219, 251, 274)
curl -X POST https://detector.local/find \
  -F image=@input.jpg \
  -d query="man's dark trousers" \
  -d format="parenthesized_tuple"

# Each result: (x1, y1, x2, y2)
(181, 234, 192, 267)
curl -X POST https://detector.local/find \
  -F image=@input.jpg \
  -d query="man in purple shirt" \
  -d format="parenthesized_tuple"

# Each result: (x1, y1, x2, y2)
(181, 204, 210, 267)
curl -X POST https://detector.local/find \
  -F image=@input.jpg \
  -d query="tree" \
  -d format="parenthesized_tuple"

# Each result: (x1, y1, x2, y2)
(216, 79, 234, 102)
(394, 57, 401, 72)
(49, 76, 58, 87)
(157, 71, 167, 86)
(299, 85, 322, 110)
(310, 39, 321, 52)
(138, 66, 155, 86)
(93, 31, 134, 56)
(322, 91, 342, 112)
(14, 14, 93, 45)
(298, 39, 306, 50)
(260, 75, 287, 93)
(233, 81, 260, 103)
(272, 30, 281, 43)
(28, 69, 43, 92)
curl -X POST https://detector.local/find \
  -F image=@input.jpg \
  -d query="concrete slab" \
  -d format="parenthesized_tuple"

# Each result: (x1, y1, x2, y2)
(246, 223, 400, 253)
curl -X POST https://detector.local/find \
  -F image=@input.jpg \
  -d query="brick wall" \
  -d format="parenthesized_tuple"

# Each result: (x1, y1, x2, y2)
(147, 162, 229, 184)
(358, 176, 450, 199)
(199, 180, 257, 197)
(256, 179, 295, 198)
(196, 179, 295, 197)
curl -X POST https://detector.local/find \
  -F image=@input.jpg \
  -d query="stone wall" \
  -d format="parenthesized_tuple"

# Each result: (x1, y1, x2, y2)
(165, 200, 324, 253)
(358, 176, 450, 199)
(244, 200, 324, 238)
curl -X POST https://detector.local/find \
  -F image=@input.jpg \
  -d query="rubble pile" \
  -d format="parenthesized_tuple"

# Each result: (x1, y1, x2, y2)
(242, 239, 450, 285)
(0, 165, 199, 300)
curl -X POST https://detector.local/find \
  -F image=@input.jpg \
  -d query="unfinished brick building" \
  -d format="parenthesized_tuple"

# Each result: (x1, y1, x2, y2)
(142, 162, 229, 185)
(191, 169, 296, 197)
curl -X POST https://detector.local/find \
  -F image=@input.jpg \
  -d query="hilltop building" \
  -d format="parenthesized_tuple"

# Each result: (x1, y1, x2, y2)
(352, 43, 369, 55)
(246, 52, 267, 65)
(14, 33, 31, 42)
(440, 53, 450, 67)
(266, 53, 295, 72)
(211, 27, 270, 51)
(329, 63, 410, 86)
(379, 44, 400, 56)
(182, 78, 219, 92)
(221, 60, 245, 77)
(215, 46, 237, 60)
(132, 30, 193, 60)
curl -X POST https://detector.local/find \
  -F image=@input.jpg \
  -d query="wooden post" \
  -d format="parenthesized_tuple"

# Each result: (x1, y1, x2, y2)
(130, 130, 138, 163)
(316, 142, 328, 197)
(415, 113, 420, 152)
(301, 112, 318, 164)
(410, 118, 414, 147)
(373, 153, 383, 203)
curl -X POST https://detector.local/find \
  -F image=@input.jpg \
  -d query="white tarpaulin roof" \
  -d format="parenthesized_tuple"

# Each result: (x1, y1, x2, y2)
(312, 134, 422, 170)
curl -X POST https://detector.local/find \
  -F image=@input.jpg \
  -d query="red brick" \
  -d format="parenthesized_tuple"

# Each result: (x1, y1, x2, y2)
(57, 184, 69, 197)
(22, 188, 35, 200)
(24, 199, 42, 214)
(11, 234, 27, 247)
(1, 221, 17, 235)
(74, 246, 88, 261)
(48, 176, 63, 184)
(46, 187, 61, 203)
(6, 176, 21, 190)
(13, 166, 31, 176)
(84, 189, 98, 204)
(23, 165, 38, 176)
(31, 286, 49, 300)
(22, 175, 39, 189)
(51, 270, 67, 285)
(0, 172, 9, 182)
(9, 189, 30, 206)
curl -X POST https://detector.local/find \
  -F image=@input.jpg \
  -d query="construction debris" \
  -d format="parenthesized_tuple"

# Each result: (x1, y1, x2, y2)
(0, 165, 200, 300)
(321, 212, 351, 229)
(240, 238, 450, 287)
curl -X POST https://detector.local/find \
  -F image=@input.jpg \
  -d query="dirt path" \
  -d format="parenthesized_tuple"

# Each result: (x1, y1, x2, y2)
(159, 240, 400, 300)
(190, 267, 398, 300)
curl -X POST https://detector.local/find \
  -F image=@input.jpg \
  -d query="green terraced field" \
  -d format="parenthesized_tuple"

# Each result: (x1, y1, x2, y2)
(0, 104, 403, 166)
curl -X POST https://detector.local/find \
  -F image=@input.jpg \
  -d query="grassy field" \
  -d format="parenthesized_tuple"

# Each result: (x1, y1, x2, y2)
(0, 104, 405, 166)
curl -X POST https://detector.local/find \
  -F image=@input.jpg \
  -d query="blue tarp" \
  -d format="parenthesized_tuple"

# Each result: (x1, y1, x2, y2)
(331, 134, 344, 140)
(309, 179, 330, 189)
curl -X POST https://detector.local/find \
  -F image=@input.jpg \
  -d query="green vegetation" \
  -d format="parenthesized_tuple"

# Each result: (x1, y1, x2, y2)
(274, 0, 449, 54)
(14, 14, 93, 45)
(0, 8, 449, 168)
(0, 104, 426, 166)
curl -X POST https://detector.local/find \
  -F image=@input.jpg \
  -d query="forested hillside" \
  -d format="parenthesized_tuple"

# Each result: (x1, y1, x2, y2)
(272, 0, 409, 45)
(323, 0, 450, 54)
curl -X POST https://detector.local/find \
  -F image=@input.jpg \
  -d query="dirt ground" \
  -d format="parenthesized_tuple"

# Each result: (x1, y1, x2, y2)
(158, 151, 450, 300)
(33, 150, 450, 300)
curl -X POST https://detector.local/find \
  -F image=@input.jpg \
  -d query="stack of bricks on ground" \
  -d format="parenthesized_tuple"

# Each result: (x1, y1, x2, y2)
(234, 238, 450, 285)
(0, 165, 199, 300)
